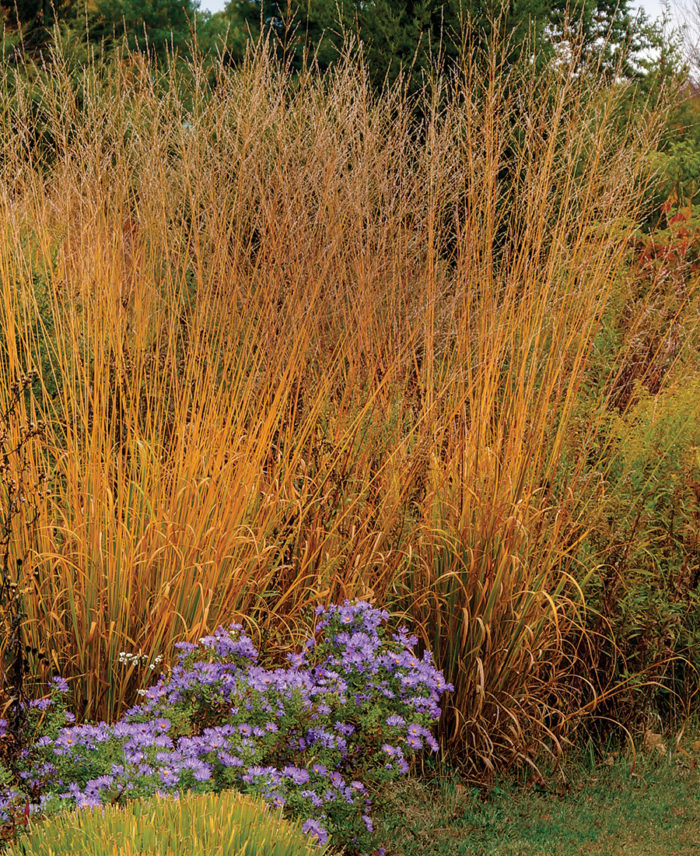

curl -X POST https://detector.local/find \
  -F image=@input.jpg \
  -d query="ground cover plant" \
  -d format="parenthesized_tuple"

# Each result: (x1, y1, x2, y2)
(374, 730, 700, 855)
(0, 602, 451, 854)
(0, 21, 696, 791)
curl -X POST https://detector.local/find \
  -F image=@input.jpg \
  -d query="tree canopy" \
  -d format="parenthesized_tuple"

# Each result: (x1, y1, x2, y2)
(0, 0, 663, 84)
(87, 0, 202, 57)
(222, 0, 656, 86)
(1, 0, 208, 60)
(1, 0, 74, 53)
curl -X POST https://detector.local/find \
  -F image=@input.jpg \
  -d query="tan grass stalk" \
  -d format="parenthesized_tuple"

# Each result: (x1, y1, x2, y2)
(0, 34, 685, 771)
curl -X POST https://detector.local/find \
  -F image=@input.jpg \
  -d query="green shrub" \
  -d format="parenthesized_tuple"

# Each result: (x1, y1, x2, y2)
(6, 789, 328, 856)
(584, 379, 700, 722)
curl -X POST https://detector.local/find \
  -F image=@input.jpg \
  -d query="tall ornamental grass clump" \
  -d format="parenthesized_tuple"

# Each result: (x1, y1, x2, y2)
(4, 790, 328, 856)
(0, 34, 693, 772)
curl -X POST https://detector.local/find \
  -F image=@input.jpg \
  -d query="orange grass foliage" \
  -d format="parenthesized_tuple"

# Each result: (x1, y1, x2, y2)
(0, 38, 685, 771)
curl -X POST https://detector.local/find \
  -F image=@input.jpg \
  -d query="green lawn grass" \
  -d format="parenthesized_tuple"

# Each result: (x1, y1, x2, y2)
(376, 738, 700, 855)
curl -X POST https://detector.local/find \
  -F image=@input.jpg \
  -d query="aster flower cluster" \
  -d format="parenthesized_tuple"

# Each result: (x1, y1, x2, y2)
(0, 602, 452, 855)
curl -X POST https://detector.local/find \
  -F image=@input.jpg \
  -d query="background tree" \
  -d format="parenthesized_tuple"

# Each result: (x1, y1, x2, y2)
(1, 0, 76, 56)
(223, 0, 656, 87)
(86, 0, 204, 60)
(679, 0, 700, 78)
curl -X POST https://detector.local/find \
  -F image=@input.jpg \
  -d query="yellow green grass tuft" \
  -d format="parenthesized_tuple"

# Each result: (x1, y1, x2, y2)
(4, 789, 330, 856)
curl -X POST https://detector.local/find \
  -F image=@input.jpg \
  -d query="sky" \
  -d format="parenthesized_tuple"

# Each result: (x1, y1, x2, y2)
(199, 0, 227, 11)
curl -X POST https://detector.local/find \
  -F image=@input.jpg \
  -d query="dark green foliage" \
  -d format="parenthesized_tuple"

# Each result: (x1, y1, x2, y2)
(86, 0, 202, 60)
(1, 0, 218, 64)
(654, 91, 700, 212)
(223, 0, 657, 88)
(0, 0, 662, 81)
(609, 18, 700, 231)
(549, 0, 657, 78)
(0, 0, 74, 56)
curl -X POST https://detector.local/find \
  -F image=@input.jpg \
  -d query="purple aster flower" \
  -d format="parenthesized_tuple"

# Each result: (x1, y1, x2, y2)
(282, 766, 310, 785)
(124, 748, 146, 764)
(76, 793, 101, 808)
(50, 676, 69, 694)
(174, 641, 197, 655)
(301, 789, 324, 808)
(218, 752, 243, 767)
(159, 767, 180, 787)
(302, 818, 329, 845)
(82, 775, 114, 801)
(244, 767, 281, 785)
(189, 762, 212, 782)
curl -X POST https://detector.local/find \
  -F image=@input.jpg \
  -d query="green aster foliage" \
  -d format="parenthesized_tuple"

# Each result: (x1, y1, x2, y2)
(4, 788, 328, 855)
